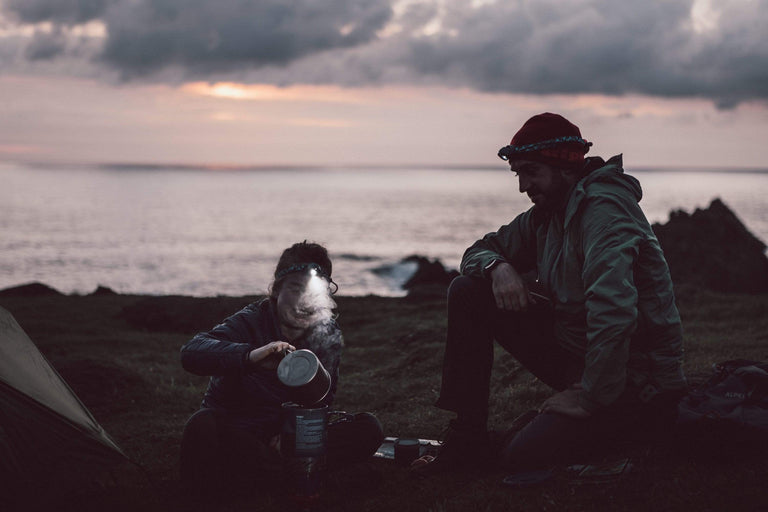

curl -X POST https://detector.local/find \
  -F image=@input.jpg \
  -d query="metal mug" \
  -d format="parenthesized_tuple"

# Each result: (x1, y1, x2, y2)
(394, 438, 421, 466)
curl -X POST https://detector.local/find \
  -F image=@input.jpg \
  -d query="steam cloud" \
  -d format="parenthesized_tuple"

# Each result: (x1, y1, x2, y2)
(296, 272, 336, 328)
(298, 273, 342, 374)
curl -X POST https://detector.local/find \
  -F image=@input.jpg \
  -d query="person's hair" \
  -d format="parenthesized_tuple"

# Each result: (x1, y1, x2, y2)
(270, 241, 332, 298)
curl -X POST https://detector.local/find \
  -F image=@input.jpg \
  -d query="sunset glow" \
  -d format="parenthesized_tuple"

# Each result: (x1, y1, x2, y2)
(0, 0, 766, 168)
(181, 82, 369, 104)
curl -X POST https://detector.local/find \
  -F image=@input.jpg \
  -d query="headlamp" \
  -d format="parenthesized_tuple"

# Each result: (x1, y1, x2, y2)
(274, 263, 338, 294)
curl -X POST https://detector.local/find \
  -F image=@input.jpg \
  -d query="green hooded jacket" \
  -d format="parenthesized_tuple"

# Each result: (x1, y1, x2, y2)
(461, 155, 686, 411)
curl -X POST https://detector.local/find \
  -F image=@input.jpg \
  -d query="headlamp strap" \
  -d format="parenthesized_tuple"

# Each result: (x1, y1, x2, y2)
(275, 262, 327, 280)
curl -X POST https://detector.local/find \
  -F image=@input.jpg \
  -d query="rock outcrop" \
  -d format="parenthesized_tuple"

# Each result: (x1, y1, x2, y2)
(402, 255, 459, 298)
(0, 282, 63, 297)
(652, 198, 768, 293)
(89, 285, 118, 296)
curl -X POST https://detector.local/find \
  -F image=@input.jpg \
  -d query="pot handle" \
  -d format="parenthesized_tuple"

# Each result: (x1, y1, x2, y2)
(328, 410, 355, 426)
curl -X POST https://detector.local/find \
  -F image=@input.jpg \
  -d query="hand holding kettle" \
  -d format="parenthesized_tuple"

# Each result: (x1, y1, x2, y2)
(248, 341, 295, 369)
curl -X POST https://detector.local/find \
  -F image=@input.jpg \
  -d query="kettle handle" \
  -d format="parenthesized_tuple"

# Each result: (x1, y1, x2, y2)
(328, 410, 354, 426)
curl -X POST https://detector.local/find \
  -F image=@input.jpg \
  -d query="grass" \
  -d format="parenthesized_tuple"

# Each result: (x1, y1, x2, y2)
(2, 287, 768, 511)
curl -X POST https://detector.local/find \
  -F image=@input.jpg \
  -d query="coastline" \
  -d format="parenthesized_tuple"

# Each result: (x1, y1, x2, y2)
(4, 164, 767, 299)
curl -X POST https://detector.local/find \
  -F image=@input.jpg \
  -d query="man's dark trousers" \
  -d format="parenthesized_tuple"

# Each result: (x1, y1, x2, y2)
(436, 275, 681, 471)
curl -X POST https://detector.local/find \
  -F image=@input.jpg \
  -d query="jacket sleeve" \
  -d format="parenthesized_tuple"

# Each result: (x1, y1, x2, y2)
(460, 208, 539, 278)
(180, 306, 258, 377)
(577, 194, 644, 411)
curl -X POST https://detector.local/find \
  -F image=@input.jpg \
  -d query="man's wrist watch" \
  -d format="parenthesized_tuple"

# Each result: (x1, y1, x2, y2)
(484, 259, 505, 277)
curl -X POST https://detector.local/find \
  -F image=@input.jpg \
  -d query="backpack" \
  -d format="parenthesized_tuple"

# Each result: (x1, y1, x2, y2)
(677, 359, 768, 432)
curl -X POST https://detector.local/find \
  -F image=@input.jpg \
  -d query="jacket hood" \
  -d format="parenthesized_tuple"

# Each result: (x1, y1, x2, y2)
(564, 154, 642, 228)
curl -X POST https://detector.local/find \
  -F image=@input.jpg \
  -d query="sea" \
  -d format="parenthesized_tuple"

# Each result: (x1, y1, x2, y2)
(2, 162, 767, 297)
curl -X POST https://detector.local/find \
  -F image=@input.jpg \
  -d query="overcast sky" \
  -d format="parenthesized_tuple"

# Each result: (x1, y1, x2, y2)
(1, 0, 767, 167)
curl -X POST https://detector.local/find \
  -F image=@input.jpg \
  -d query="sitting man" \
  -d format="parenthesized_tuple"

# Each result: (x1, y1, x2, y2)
(179, 241, 383, 497)
(429, 113, 687, 473)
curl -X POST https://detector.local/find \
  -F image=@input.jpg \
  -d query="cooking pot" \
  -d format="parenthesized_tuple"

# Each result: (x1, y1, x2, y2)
(277, 349, 331, 406)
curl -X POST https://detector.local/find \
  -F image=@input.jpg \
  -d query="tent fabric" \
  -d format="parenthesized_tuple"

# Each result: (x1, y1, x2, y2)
(0, 306, 126, 492)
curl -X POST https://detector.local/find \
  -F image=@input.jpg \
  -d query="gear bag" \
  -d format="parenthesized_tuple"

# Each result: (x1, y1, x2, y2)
(677, 359, 768, 432)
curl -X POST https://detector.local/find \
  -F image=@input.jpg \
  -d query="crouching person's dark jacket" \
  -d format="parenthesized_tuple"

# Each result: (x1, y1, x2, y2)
(180, 298, 343, 439)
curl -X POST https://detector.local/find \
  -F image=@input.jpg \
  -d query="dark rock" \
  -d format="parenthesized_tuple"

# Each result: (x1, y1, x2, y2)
(90, 285, 118, 296)
(652, 198, 768, 293)
(0, 282, 63, 297)
(402, 255, 459, 297)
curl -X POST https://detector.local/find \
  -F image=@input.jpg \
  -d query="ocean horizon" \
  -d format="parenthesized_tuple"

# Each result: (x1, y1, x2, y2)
(2, 161, 767, 297)
(9, 160, 768, 173)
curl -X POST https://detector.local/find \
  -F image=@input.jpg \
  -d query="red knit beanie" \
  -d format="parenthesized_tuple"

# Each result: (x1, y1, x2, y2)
(498, 113, 592, 167)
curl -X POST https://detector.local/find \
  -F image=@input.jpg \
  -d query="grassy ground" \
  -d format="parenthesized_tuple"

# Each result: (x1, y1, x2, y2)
(2, 286, 768, 511)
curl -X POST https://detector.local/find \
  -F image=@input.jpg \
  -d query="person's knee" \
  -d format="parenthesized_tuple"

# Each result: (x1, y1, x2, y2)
(448, 274, 482, 297)
(448, 275, 492, 308)
(182, 408, 219, 444)
(180, 408, 224, 497)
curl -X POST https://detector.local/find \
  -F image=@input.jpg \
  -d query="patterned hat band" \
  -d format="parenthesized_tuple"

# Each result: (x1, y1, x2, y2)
(498, 136, 592, 161)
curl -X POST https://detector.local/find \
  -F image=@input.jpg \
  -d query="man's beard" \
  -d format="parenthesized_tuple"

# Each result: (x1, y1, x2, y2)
(529, 176, 571, 212)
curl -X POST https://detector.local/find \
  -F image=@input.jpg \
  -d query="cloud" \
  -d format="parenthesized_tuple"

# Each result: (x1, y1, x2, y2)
(2, 0, 393, 77)
(24, 27, 67, 60)
(5, 0, 114, 24)
(2, 0, 768, 106)
(398, 0, 768, 107)
(98, 0, 392, 77)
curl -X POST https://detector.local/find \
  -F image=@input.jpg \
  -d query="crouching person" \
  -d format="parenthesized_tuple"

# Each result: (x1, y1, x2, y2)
(179, 241, 383, 499)
(424, 113, 687, 475)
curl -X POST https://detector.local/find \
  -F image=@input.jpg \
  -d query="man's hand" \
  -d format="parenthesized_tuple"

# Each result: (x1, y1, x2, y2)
(248, 341, 295, 366)
(539, 384, 591, 419)
(490, 262, 530, 311)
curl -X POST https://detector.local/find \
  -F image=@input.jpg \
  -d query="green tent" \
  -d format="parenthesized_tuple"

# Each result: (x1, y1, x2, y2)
(0, 306, 126, 497)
